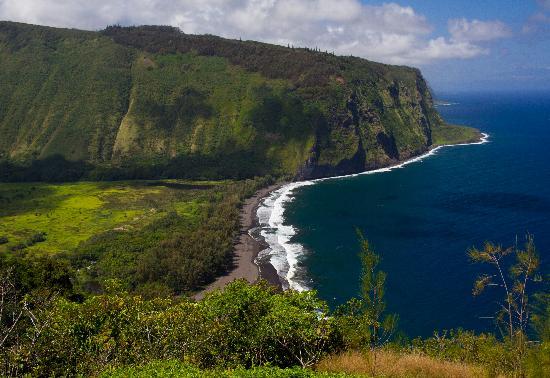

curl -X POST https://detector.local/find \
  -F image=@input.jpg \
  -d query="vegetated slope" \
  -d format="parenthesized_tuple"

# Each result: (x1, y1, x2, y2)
(0, 22, 471, 180)
(0, 23, 134, 163)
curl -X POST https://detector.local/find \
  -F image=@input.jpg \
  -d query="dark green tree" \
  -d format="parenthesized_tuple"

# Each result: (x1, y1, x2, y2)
(335, 230, 397, 359)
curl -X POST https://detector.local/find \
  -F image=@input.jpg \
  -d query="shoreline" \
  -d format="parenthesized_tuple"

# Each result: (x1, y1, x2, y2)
(195, 132, 489, 298)
(307, 132, 489, 184)
(251, 132, 490, 291)
(193, 183, 285, 300)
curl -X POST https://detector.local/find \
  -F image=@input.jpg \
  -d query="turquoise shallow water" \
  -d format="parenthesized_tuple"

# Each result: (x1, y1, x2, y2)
(284, 92, 550, 337)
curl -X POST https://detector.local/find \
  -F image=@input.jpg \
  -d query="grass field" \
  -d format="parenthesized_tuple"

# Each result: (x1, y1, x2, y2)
(316, 350, 487, 378)
(0, 180, 222, 255)
(431, 124, 482, 146)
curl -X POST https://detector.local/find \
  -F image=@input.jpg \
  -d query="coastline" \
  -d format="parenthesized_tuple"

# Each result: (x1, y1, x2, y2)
(194, 183, 284, 300)
(195, 132, 489, 299)
(308, 132, 490, 184)
(251, 132, 490, 291)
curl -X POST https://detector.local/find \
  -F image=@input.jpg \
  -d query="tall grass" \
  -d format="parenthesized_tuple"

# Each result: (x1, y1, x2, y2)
(316, 350, 489, 378)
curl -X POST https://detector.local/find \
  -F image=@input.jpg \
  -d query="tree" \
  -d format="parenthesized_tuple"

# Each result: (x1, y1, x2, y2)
(357, 230, 397, 350)
(531, 284, 550, 342)
(0, 268, 21, 350)
(469, 234, 541, 374)
(469, 235, 540, 338)
(0, 267, 57, 376)
(335, 230, 397, 375)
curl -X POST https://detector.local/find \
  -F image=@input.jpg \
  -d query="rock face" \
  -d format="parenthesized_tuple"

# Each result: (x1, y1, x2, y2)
(0, 22, 445, 181)
(297, 77, 441, 179)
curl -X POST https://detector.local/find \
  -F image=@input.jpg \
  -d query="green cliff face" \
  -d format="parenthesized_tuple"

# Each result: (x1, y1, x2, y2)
(0, 22, 472, 181)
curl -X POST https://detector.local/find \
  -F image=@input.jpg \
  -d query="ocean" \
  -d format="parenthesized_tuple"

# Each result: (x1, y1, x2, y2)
(256, 92, 550, 338)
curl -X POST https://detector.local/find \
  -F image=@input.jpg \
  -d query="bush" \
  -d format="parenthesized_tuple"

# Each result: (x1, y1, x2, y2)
(9, 243, 26, 251)
(2, 280, 338, 376)
(196, 280, 337, 368)
(28, 232, 46, 244)
(411, 329, 516, 376)
(102, 360, 350, 377)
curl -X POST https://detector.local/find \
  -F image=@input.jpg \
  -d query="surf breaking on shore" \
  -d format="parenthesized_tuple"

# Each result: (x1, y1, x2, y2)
(254, 133, 490, 291)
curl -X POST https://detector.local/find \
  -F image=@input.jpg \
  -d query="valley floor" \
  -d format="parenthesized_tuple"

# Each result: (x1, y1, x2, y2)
(0, 180, 214, 255)
(0, 178, 273, 296)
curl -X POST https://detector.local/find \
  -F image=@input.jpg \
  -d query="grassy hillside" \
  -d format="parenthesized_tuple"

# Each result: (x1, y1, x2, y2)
(0, 24, 133, 162)
(0, 22, 470, 181)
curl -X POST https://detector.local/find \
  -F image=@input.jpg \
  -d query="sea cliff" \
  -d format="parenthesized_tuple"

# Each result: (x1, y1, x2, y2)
(0, 22, 479, 181)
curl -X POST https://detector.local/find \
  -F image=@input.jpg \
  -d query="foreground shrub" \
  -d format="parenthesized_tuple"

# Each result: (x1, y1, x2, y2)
(525, 341, 550, 377)
(411, 329, 534, 376)
(102, 360, 351, 377)
(191, 280, 338, 368)
(1, 280, 338, 376)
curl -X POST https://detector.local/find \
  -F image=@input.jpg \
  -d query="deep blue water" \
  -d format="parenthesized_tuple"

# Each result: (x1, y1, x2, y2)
(285, 92, 550, 337)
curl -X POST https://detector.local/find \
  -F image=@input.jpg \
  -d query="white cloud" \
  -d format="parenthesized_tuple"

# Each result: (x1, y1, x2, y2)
(0, 0, 509, 65)
(448, 18, 511, 42)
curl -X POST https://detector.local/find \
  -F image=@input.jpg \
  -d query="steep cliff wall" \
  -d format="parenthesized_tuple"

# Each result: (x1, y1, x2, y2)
(0, 22, 459, 181)
(297, 66, 443, 179)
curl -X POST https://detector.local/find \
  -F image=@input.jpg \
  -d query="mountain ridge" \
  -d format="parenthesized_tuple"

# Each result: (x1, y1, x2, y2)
(0, 21, 480, 181)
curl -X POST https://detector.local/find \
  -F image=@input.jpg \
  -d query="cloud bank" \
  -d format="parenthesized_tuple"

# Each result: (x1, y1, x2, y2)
(0, 0, 511, 65)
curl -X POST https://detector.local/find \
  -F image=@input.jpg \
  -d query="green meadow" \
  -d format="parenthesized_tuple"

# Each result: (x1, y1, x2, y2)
(0, 180, 217, 255)
(0, 177, 269, 295)
(431, 124, 482, 146)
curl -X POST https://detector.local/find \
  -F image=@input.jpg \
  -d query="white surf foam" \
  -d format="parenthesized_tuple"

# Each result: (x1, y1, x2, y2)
(255, 133, 490, 291)
(435, 102, 459, 107)
(255, 181, 314, 290)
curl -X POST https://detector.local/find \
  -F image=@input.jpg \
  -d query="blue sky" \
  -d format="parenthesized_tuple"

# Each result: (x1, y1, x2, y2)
(1, 0, 549, 92)
(379, 0, 550, 93)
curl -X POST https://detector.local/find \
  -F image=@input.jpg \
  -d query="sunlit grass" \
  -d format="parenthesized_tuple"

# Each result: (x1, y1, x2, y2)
(431, 124, 482, 146)
(0, 180, 218, 254)
(316, 350, 488, 378)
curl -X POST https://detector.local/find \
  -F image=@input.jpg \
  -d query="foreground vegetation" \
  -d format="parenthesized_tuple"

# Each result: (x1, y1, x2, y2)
(102, 353, 486, 378)
(1, 227, 547, 376)
(1, 278, 547, 377)
(317, 350, 486, 377)
(104, 362, 350, 378)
